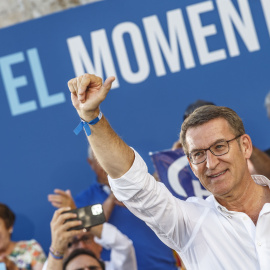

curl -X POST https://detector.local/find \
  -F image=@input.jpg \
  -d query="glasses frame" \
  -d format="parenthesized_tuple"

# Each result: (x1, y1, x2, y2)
(188, 134, 242, 165)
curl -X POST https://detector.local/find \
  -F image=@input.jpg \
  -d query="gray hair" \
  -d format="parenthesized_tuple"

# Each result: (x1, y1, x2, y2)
(180, 105, 245, 154)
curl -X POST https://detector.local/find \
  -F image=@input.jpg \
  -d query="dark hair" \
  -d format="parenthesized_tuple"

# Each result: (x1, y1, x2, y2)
(0, 203, 15, 229)
(183, 100, 215, 121)
(63, 248, 105, 270)
(180, 105, 245, 154)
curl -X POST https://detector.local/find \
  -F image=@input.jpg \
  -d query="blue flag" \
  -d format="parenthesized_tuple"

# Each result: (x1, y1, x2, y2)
(150, 148, 211, 200)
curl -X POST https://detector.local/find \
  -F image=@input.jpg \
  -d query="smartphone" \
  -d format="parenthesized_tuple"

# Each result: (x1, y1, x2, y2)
(63, 204, 106, 231)
(0, 263, 7, 270)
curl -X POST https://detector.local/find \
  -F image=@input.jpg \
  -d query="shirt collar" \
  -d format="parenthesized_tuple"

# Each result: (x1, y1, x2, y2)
(208, 175, 270, 214)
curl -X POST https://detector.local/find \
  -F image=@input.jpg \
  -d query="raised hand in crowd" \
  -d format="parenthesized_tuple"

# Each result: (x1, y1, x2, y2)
(48, 189, 76, 209)
(46, 207, 83, 270)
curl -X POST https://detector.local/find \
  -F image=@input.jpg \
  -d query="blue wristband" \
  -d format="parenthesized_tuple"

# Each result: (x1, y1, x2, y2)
(49, 247, 64, 260)
(49, 250, 63, 260)
(73, 111, 103, 136)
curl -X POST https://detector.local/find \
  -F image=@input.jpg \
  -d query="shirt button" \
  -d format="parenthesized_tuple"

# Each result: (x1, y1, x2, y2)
(227, 215, 232, 219)
(257, 242, 262, 246)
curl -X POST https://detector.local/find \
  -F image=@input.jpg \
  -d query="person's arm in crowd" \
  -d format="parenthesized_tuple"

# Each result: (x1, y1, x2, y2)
(48, 189, 76, 209)
(68, 74, 134, 179)
(248, 146, 270, 178)
(45, 208, 83, 270)
(102, 193, 118, 221)
(93, 223, 137, 270)
(102, 192, 125, 221)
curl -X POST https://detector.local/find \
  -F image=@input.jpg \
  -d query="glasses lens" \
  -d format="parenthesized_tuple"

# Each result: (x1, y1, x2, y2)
(190, 141, 230, 164)
(210, 141, 228, 155)
(190, 150, 206, 164)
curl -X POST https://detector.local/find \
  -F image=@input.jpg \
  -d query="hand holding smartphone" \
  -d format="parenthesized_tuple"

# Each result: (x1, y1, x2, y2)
(63, 204, 106, 231)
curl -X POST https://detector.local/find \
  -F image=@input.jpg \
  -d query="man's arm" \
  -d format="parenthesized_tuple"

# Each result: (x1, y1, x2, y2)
(68, 74, 134, 179)
(249, 146, 270, 178)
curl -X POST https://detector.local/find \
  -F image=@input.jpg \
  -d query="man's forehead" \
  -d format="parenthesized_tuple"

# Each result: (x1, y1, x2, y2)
(185, 118, 234, 151)
(73, 232, 93, 240)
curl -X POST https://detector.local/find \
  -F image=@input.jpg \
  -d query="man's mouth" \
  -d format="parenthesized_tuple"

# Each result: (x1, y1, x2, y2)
(209, 169, 228, 178)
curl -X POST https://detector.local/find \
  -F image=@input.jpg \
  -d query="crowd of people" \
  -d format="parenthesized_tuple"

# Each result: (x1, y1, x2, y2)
(1, 74, 270, 270)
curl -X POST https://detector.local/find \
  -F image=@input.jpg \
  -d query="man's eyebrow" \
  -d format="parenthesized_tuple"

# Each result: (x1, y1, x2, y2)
(189, 138, 226, 153)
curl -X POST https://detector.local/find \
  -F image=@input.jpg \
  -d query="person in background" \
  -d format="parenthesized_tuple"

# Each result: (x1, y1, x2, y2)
(0, 203, 46, 270)
(48, 146, 178, 270)
(44, 207, 137, 270)
(63, 248, 105, 270)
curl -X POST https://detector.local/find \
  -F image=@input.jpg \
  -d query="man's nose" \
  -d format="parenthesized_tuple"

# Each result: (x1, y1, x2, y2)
(205, 149, 219, 169)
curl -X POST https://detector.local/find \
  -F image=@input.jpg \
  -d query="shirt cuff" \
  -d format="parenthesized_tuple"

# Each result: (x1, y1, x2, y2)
(108, 148, 148, 201)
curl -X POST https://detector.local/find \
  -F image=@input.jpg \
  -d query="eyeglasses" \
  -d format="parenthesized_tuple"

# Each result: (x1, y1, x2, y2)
(74, 266, 102, 270)
(68, 234, 93, 248)
(188, 135, 242, 165)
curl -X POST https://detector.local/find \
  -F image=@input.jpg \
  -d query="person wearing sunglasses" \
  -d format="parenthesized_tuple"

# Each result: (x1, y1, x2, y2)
(67, 73, 270, 269)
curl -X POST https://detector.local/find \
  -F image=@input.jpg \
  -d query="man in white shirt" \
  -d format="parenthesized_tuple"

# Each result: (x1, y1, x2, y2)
(67, 74, 270, 269)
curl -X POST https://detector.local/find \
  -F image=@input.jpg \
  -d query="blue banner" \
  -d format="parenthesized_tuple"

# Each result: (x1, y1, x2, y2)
(0, 0, 270, 253)
(150, 149, 211, 200)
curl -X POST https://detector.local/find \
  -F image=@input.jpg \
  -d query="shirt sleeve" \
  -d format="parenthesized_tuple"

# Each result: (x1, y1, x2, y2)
(108, 149, 210, 252)
(30, 240, 47, 266)
(94, 223, 137, 270)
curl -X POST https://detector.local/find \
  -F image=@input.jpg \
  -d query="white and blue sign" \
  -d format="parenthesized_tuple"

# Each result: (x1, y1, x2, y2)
(0, 0, 270, 252)
(150, 149, 211, 199)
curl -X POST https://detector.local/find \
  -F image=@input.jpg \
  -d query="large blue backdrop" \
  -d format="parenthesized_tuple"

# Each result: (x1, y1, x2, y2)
(1, 0, 270, 253)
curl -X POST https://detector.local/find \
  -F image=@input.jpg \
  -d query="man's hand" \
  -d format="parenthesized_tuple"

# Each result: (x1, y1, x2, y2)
(50, 207, 83, 254)
(48, 189, 76, 209)
(68, 74, 115, 122)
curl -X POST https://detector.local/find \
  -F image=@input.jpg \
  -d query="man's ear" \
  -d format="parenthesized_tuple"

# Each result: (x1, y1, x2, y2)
(240, 134, 253, 159)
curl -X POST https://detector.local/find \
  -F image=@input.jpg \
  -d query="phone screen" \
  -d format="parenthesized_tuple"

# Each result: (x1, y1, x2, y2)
(0, 263, 7, 270)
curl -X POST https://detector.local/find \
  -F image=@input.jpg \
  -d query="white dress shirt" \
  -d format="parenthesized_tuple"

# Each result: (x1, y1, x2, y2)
(108, 149, 270, 270)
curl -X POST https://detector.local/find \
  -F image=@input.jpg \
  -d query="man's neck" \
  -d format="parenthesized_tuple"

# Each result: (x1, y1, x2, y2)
(215, 178, 270, 224)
